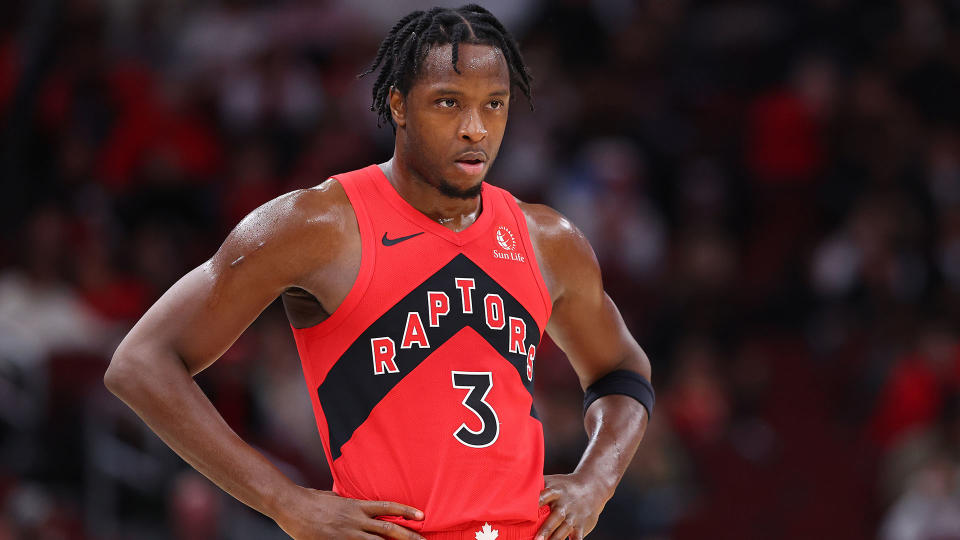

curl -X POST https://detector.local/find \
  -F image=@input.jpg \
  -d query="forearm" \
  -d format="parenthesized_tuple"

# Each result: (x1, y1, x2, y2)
(573, 394, 648, 502)
(104, 348, 295, 521)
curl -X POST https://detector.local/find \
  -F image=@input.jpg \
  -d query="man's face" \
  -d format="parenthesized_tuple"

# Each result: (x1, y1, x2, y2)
(392, 43, 510, 198)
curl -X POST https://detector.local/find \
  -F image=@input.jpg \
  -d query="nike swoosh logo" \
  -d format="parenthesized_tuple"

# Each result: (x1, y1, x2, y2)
(381, 231, 424, 246)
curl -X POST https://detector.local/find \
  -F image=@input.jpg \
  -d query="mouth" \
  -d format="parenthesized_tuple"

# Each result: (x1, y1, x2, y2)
(454, 153, 487, 176)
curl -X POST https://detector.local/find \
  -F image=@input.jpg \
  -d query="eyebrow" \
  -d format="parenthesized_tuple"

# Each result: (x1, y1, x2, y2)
(431, 87, 510, 97)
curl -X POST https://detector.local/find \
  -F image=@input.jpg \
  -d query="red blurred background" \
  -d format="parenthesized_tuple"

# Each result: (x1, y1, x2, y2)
(2, 1, 960, 539)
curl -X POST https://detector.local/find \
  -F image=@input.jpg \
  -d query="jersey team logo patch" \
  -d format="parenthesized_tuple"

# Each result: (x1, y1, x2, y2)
(493, 226, 525, 262)
(475, 523, 499, 540)
(495, 226, 516, 251)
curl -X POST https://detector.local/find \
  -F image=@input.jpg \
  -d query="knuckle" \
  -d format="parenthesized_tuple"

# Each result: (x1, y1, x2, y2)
(386, 524, 416, 540)
(382, 521, 412, 538)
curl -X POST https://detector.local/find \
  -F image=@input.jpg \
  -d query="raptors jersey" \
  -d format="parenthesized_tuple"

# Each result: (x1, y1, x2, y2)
(289, 165, 553, 534)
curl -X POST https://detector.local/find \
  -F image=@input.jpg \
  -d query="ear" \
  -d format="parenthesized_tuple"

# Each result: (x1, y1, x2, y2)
(389, 86, 407, 128)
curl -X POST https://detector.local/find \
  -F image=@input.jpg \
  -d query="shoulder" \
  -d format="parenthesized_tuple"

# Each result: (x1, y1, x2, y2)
(222, 178, 353, 251)
(516, 200, 601, 304)
(209, 178, 357, 284)
(517, 201, 585, 250)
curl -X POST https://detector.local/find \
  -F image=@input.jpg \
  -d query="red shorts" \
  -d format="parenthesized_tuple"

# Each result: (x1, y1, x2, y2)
(419, 505, 552, 540)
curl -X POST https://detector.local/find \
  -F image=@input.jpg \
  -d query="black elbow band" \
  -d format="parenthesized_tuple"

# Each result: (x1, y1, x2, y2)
(583, 369, 655, 419)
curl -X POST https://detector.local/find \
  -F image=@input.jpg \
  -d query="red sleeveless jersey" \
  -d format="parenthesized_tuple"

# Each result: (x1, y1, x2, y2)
(289, 165, 553, 534)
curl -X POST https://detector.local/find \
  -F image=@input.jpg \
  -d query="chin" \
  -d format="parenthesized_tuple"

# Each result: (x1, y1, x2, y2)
(437, 177, 483, 199)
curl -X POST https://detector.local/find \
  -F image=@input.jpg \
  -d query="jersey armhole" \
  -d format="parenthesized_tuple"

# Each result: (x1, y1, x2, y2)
(291, 174, 376, 338)
(502, 192, 553, 325)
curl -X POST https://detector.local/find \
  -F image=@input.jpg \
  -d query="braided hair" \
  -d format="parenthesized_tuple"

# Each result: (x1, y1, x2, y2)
(359, 4, 533, 129)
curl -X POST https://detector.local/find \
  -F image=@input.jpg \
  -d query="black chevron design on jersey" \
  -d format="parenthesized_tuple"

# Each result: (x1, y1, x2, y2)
(317, 254, 541, 461)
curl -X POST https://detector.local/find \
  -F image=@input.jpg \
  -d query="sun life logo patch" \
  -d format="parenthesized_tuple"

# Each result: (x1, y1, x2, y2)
(495, 226, 516, 251)
(493, 226, 525, 262)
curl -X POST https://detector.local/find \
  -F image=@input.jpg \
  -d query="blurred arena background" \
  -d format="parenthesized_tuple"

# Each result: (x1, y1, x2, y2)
(2, 0, 960, 538)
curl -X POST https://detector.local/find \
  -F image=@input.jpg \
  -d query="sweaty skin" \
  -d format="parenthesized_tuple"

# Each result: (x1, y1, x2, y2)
(105, 43, 650, 540)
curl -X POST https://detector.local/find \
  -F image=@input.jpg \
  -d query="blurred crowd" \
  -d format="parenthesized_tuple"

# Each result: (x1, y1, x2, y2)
(2, 0, 960, 538)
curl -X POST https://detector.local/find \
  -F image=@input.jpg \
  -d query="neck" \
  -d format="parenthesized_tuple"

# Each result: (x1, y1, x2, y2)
(378, 156, 482, 232)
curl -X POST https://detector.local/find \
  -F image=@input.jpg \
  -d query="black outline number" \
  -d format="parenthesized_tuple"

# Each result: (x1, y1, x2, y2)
(451, 371, 499, 448)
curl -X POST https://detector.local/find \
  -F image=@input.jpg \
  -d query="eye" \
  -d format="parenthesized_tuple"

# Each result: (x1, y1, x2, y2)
(489, 100, 505, 110)
(437, 98, 457, 108)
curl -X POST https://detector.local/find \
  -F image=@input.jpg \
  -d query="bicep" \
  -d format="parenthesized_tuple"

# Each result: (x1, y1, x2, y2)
(546, 284, 648, 390)
(534, 208, 650, 388)
(119, 256, 286, 376)
(115, 192, 324, 376)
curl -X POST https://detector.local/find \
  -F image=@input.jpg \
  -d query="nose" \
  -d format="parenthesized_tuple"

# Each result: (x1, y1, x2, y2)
(458, 108, 487, 143)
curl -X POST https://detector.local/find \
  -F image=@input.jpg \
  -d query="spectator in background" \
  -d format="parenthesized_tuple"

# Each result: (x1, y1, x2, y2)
(0, 206, 112, 367)
(881, 457, 960, 540)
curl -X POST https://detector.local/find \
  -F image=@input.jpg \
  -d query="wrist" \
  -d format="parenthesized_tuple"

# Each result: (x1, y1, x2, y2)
(570, 470, 616, 505)
(266, 480, 303, 525)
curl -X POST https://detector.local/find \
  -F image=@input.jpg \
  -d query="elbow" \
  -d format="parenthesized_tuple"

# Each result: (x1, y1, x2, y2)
(615, 345, 652, 383)
(636, 347, 652, 382)
(104, 346, 148, 399)
(104, 353, 132, 398)
(105, 341, 188, 401)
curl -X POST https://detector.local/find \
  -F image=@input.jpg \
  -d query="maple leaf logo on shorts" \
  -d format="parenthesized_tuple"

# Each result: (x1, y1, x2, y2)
(474, 522, 499, 540)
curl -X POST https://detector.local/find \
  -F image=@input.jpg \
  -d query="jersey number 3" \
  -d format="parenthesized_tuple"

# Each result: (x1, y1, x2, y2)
(451, 371, 499, 448)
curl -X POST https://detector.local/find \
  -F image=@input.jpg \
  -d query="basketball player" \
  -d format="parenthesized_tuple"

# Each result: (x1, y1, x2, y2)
(104, 6, 653, 540)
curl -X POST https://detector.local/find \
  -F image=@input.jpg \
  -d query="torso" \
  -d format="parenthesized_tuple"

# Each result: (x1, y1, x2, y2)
(284, 164, 555, 532)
